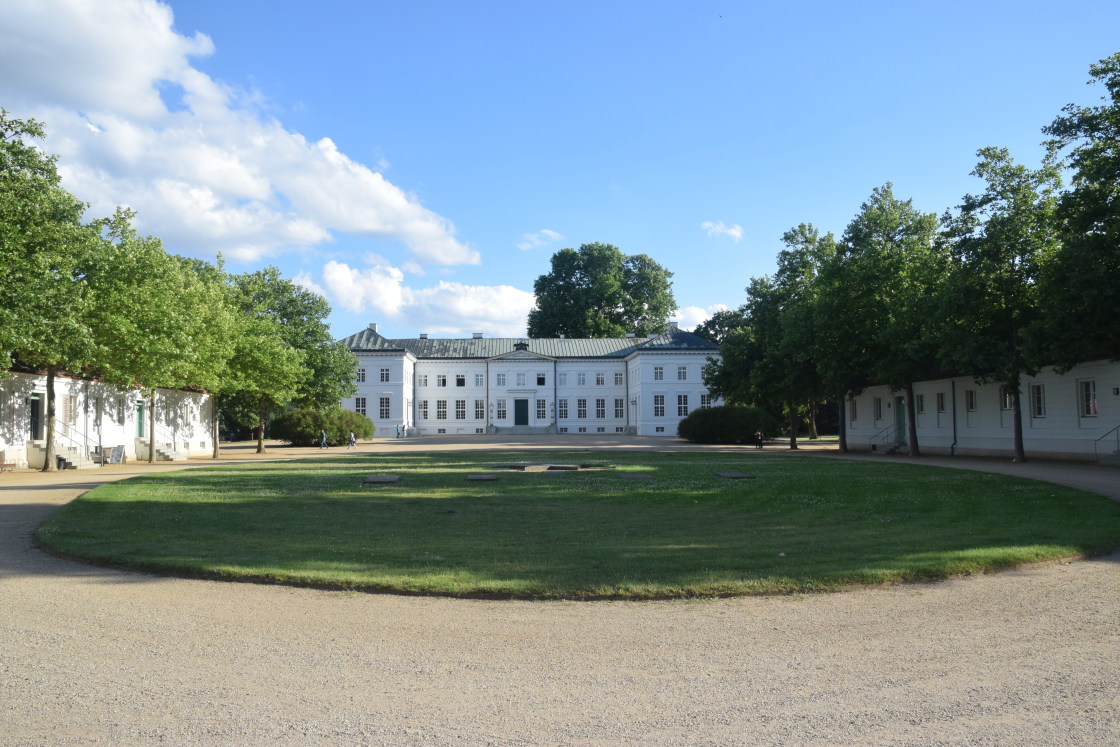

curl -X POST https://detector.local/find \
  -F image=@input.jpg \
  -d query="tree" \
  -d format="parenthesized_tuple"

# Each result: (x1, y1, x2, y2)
(0, 110, 100, 471)
(692, 309, 749, 344)
(939, 148, 1062, 461)
(818, 184, 943, 456)
(527, 243, 676, 337)
(1041, 51, 1120, 364)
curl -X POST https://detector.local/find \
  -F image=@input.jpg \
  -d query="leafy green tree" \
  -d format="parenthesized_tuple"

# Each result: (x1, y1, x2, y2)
(1041, 51, 1120, 364)
(527, 243, 676, 337)
(0, 110, 100, 471)
(691, 309, 749, 344)
(819, 184, 942, 456)
(939, 148, 1062, 461)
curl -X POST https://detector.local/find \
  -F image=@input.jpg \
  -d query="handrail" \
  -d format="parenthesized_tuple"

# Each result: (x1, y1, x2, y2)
(870, 422, 901, 445)
(1092, 422, 1120, 462)
(1093, 423, 1120, 442)
(49, 425, 102, 467)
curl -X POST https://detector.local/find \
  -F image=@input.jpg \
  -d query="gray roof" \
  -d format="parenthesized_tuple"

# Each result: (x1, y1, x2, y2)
(339, 327, 719, 359)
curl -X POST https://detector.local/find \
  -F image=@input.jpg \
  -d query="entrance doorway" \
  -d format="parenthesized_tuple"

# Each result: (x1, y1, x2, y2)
(28, 395, 42, 440)
(894, 396, 907, 445)
(514, 399, 529, 426)
(135, 401, 145, 438)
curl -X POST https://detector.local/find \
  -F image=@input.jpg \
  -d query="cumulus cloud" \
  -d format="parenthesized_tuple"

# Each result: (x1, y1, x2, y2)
(516, 229, 563, 250)
(316, 260, 534, 337)
(0, 0, 476, 266)
(675, 304, 730, 332)
(701, 221, 744, 242)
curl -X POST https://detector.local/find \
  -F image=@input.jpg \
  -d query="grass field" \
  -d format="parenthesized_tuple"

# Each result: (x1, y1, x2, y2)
(34, 451, 1120, 599)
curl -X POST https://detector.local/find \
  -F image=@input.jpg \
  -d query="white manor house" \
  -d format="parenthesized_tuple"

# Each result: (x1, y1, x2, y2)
(339, 323, 722, 438)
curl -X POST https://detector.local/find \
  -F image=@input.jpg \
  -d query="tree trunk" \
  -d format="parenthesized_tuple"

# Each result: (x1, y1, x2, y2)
(807, 399, 819, 439)
(787, 400, 799, 450)
(256, 400, 266, 454)
(41, 364, 57, 472)
(148, 390, 157, 464)
(1010, 374, 1026, 462)
(211, 395, 221, 459)
(906, 382, 921, 457)
(838, 392, 848, 453)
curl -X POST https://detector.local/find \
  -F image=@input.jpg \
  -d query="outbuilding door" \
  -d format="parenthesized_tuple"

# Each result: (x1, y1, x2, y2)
(514, 399, 529, 426)
(894, 395, 907, 445)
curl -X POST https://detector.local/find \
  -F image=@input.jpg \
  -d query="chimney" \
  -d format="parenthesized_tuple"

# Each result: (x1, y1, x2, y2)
(559, 333, 565, 339)
(472, 332, 483, 339)
(419, 333, 428, 340)
(667, 321, 680, 332)
(625, 333, 636, 338)
(368, 322, 378, 333)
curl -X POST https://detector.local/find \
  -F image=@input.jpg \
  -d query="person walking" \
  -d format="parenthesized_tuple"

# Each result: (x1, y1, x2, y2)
(348, 431, 356, 449)
(754, 429, 764, 449)
(319, 429, 328, 449)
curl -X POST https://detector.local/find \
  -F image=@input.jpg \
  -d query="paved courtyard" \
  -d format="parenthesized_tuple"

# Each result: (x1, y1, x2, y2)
(2, 437, 1118, 745)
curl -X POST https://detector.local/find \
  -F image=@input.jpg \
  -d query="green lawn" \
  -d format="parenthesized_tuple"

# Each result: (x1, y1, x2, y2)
(34, 451, 1120, 599)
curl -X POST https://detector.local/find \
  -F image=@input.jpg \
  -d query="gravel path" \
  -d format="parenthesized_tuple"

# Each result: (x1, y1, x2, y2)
(2, 439, 1118, 745)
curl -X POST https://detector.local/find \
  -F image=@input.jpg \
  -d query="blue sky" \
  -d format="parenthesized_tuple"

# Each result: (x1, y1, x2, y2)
(3, 0, 1118, 339)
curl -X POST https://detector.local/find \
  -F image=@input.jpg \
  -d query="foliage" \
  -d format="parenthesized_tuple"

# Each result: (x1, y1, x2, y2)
(676, 405, 780, 444)
(527, 242, 676, 338)
(271, 407, 374, 446)
(691, 309, 749, 344)
(1042, 51, 1120, 364)
(35, 451, 1120, 600)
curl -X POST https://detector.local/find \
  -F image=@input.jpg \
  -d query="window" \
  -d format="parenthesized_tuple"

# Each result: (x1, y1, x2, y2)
(537, 399, 547, 419)
(965, 390, 977, 412)
(655, 426, 665, 433)
(577, 373, 587, 386)
(419, 400, 429, 420)
(356, 368, 366, 383)
(1030, 384, 1046, 418)
(496, 373, 506, 386)
(577, 399, 587, 419)
(516, 373, 526, 386)
(558, 399, 568, 419)
(614, 398, 625, 418)
(380, 368, 390, 383)
(354, 397, 367, 416)
(614, 372, 624, 386)
(677, 394, 689, 417)
(654, 395, 665, 417)
(116, 397, 126, 425)
(1079, 380, 1097, 418)
(475, 373, 484, 387)
(418, 374, 428, 387)
(595, 398, 606, 418)
(437, 375, 447, 387)
(1000, 387, 1014, 410)
(558, 373, 568, 386)
(475, 399, 485, 419)
(873, 397, 883, 420)
(700, 394, 712, 409)
(936, 392, 946, 413)
(456, 374, 466, 387)
(380, 397, 391, 419)
(496, 399, 507, 419)
(596, 372, 605, 386)
(849, 399, 858, 421)
(537, 373, 546, 386)
(677, 366, 687, 381)
(916, 394, 925, 414)
(455, 400, 466, 419)
(654, 366, 664, 381)
(436, 400, 447, 420)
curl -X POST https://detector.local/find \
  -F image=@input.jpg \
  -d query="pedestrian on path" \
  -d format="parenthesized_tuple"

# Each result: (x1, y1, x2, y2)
(319, 429, 328, 449)
(348, 431, 356, 449)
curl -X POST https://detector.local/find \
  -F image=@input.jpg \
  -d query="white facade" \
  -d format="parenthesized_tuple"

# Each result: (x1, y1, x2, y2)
(845, 360, 1120, 462)
(0, 370, 214, 469)
(340, 325, 722, 438)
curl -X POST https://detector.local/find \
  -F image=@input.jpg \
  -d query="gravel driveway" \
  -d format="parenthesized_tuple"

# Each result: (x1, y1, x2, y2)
(2, 439, 1118, 745)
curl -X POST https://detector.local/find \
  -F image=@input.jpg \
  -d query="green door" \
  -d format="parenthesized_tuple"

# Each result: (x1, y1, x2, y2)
(514, 399, 529, 426)
(894, 396, 907, 444)
(136, 401, 145, 438)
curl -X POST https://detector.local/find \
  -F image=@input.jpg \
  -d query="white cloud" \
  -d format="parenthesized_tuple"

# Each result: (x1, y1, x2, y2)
(0, 0, 475, 266)
(675, 304, 729, 332)
(516, 228, 563, 250)
(701, 221, 744, 242)
(316, 260, 534, 337)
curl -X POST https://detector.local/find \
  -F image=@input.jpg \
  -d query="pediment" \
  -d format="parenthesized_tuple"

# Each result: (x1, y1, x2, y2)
(489, 350, 555, 362)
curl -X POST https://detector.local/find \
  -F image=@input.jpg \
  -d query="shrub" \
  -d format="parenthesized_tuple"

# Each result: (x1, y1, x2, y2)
(677, 405, 780, 444)
(271, 407, 375, 447)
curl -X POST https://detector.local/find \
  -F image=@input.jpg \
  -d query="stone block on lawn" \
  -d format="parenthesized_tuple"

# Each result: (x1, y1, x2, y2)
(363, 474, 401, 485)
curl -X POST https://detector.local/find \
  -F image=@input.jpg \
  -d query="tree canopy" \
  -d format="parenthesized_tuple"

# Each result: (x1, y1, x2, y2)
(527, 242, 676, 338)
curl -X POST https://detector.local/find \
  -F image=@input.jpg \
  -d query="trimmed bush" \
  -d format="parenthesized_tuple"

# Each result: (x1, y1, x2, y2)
(677, 405, 781, 444)
(271, 407, 375, 447)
